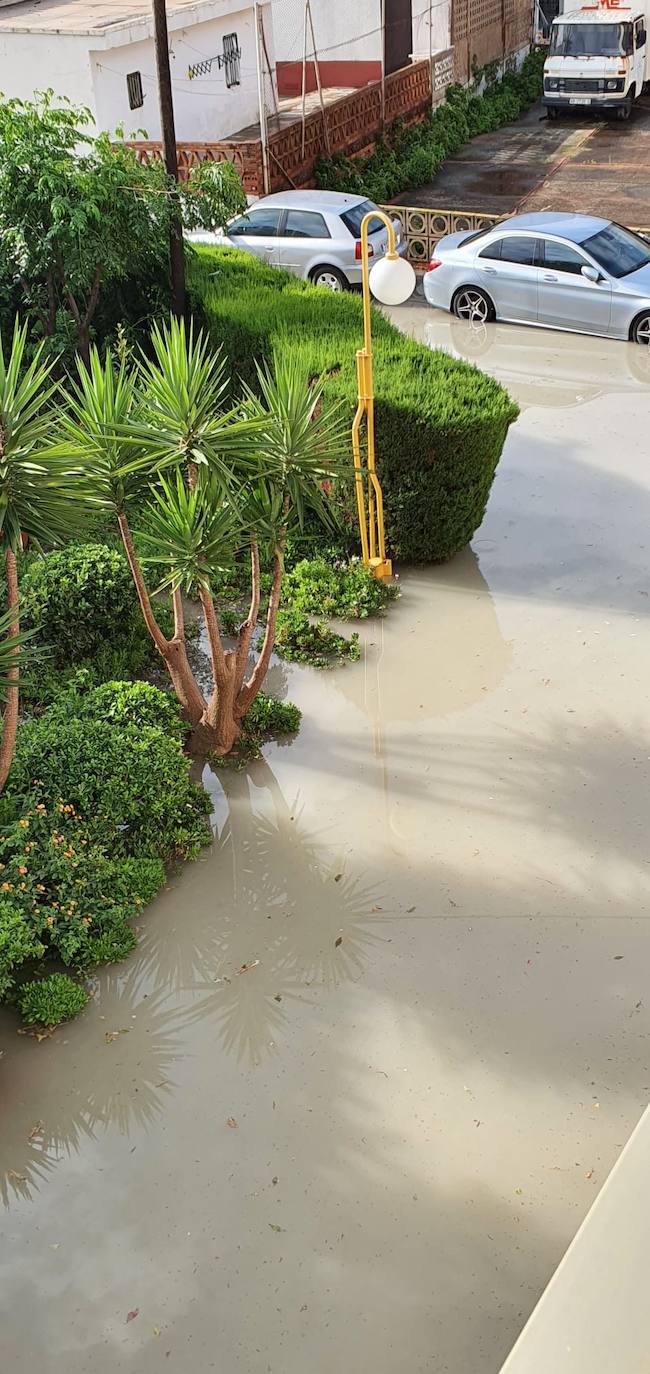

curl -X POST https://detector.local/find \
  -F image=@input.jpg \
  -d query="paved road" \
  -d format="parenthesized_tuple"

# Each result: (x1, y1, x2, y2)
(394, 98, 650, 226)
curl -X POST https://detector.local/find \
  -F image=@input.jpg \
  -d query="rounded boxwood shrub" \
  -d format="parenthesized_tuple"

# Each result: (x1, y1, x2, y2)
(188, 249, 518, 563)
(17, 972, 89, 1028)
(20, 543, 139, 663)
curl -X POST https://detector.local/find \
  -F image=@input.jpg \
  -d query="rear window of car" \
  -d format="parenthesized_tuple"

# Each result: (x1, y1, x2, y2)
(340, 200, 383, 238)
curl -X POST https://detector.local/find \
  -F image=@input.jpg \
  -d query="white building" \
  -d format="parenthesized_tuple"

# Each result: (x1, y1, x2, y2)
(0, 0, 275, 143)
(272, 0, 451, 98)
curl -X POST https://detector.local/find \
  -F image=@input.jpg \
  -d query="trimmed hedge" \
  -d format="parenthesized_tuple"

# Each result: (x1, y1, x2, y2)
(187, 249, 518, 562)
(315, 50, 546, 204)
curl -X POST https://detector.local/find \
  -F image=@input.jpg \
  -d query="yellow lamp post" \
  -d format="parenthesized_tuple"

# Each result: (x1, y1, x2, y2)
(352, 210, 416, 580)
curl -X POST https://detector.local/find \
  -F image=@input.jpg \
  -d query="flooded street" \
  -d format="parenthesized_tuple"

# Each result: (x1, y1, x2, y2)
(3, 306, 650, 1372)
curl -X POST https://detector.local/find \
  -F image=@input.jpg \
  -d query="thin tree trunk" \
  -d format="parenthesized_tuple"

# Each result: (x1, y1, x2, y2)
(117, 512, 206, 724)
(237, 541, 284, 716)
(235, 537, 261, 678)
(0, 549, 20, 793)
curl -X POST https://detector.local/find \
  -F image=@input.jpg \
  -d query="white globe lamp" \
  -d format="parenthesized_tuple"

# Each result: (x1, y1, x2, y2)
(368, 253, 416, 306)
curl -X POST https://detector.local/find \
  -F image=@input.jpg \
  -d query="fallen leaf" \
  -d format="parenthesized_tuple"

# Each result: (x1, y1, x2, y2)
(28, 1120, 44, 1140)
(372, 905, 382, 912)
(269, 1223, 285, 1233)
(515, 1187, 523, 1196)
(274, 994, 282, 1002)
(237, 960, 260, 975)
(613, 955, 624, 960)
(586, 1169, 594, 1180)
(334, 873, 342, 883)
(126, 1309, 140, 1323)
(8, 1170, 27, 1183)
(153, 1327, 161, 1337)
(227, 1117, 238, 1129)
(334, 936, 343, 947)
(272, 1176, 278, 1186)
(406, 906, 416, 913)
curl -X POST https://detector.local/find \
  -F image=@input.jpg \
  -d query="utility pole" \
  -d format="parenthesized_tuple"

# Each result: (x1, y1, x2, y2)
(152, 0, 185, 317)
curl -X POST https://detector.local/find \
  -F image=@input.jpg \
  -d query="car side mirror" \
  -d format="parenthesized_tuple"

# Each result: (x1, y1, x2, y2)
(581, 264, 600, 283)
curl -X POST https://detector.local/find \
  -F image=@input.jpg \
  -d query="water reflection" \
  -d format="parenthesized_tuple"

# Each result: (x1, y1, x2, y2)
(390, 302, 650, 408)
(1, 759, 388, 1203)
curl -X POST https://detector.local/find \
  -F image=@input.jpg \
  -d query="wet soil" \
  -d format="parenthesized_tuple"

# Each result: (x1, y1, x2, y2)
(2, 309, 650, 1372)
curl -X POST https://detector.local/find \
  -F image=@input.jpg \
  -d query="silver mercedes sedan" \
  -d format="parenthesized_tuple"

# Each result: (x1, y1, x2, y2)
(422, 213, 650, 345)
(187, 190, 405, 292)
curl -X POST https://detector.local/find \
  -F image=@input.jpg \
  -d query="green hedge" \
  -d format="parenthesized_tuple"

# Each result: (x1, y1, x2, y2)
(315, 50, 545, 203)
(187, 249, 518, 562)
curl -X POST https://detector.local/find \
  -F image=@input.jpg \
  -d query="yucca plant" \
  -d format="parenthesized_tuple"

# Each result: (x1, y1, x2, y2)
(66, 318, 348, 754)
(0, 320, 88, 790)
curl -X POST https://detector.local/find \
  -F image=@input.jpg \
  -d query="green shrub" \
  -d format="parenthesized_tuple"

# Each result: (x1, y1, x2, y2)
(19, 543, 170, 699)
(188, 251, 518, 562)
(0, 902, 44, 998)
(314, 49, 545, 203)
(0, 802, 165, 967)
(283, 556, 398, 619)
(275, 608, 360, 665)
(17, 972, 89, 1028)
(44, 677, 187, 743)
(3, 712, 210, 860)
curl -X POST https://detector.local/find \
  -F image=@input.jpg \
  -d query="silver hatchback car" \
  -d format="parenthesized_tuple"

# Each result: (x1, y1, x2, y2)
(187, 190, 405, 291)
(423, 212, 650, 345)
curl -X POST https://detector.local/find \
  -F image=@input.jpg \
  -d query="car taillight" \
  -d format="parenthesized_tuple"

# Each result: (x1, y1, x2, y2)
(355, 241, 374, 259)
(426, 258, 442, 272)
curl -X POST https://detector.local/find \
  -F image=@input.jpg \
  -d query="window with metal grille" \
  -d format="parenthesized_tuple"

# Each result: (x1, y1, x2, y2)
(126, 71, 144, 110)
(222, 33, 241, 88)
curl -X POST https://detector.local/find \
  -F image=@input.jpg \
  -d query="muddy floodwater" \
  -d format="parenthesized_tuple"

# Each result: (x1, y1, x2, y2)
(2, 307, 650, 1373)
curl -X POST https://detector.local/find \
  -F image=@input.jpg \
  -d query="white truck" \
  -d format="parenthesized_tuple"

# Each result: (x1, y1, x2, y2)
(543, 0, 649, 119)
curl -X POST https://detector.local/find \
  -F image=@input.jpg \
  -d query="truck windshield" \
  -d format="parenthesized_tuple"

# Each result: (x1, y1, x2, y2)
(550, 22, 633, 56)
(581, 223, 650, 278)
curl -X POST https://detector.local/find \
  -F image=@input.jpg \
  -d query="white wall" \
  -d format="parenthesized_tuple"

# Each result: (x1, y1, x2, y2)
(272, 0, 382, 66)
(0, 30, 95, 110)
(411, 1, 452, 58)
(90, 7, 264, 142)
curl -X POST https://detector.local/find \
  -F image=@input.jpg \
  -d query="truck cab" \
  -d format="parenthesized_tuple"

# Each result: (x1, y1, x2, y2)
(543, 0, 648, 118)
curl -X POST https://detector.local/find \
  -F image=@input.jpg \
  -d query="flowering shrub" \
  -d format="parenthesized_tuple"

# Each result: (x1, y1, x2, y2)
(0, 800, 164, 969)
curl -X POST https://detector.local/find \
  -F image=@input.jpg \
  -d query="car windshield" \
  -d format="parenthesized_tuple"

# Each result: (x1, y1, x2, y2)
(581, 222, 650, 278)
(461, 221, 505, 246)
(340, 200, 383, 237)
(550, 21, 632, 56)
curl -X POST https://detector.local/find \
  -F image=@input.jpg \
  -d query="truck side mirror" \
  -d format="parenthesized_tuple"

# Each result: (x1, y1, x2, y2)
(581, 265, 600, 283)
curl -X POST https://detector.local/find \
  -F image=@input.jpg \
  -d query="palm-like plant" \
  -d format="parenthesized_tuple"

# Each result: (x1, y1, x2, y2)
(0, 320, 88, 790)
(66, 318, 348, 754)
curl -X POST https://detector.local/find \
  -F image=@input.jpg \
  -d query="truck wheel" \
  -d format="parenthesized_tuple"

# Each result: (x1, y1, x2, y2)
(547, 107, 559, 121)
(617, 100, 632, 120)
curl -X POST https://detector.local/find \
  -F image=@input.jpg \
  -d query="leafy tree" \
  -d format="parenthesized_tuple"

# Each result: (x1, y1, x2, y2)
(0, 320, 88, 789)
(65, 319, 348, 754)
(0, 93, 247, 366)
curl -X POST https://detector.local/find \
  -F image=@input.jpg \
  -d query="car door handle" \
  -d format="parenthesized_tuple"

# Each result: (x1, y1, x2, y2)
(479, 265, 497, 275)
(542, 273, 559, 282)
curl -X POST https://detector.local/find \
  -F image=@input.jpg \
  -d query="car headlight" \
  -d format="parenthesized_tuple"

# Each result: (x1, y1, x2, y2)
(545, 78, 559, 90)
(606, 78, 623, 90)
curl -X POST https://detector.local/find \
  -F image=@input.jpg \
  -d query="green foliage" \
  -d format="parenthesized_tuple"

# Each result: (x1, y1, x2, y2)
(0, 92, 171, 360)
(283, 556, 398, 619)
(275, 608, 360, 665)
(181, 159, 247, 232)
(315, 49, 546, 202)
(0, 800, 165, 968)
(243, 693, 301, 743)
(4, 706, 210, 861)
(0, 902, 44, 998)
(60, 678, 188, 742)
(17, 972, 89, 1027)
(21, 544, 142, 663)
(188, 251, 518, 562)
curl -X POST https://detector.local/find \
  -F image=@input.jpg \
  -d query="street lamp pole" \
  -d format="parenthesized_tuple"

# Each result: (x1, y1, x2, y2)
(352, 210, 415, 581)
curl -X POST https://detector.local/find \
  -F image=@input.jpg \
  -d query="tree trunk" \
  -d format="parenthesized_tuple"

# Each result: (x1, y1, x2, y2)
(117, 512, 206, 725)
(237, 542, 284, 717)
(0, 549, 20, 793)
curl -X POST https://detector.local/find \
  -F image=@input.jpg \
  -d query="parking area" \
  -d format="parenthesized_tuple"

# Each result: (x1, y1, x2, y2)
(394, 98, 650, 226)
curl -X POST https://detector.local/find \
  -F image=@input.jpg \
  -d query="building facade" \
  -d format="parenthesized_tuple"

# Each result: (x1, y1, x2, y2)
(0, 0, 275, 143)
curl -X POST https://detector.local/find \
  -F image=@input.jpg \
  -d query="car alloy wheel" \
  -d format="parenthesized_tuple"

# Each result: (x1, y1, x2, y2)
(453, 288, 491, 324)
(632, 312, 650, 345)
(313, 268, 345, 292)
